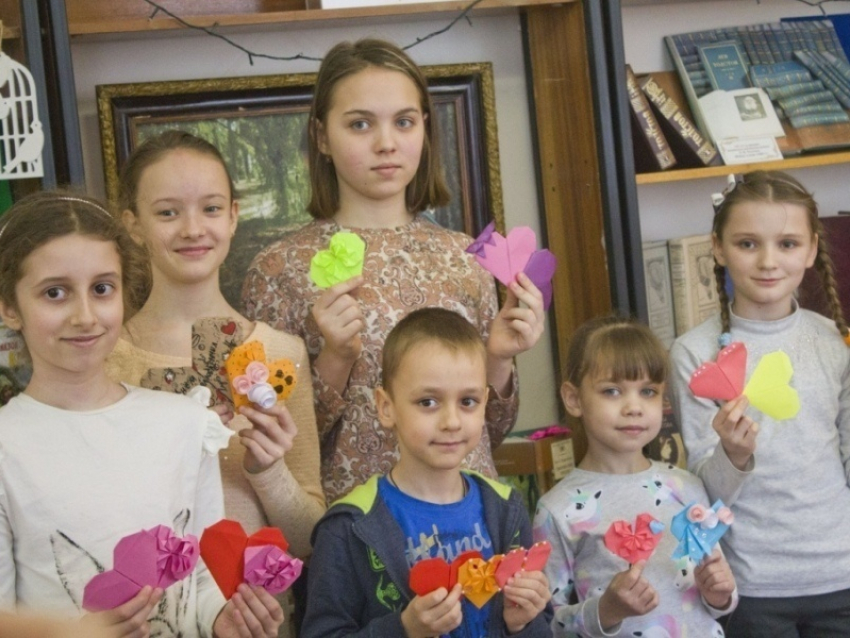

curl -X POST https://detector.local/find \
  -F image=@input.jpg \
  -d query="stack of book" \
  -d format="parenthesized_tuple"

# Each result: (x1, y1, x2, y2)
(626, 65, 721, 173)
(642, 234, 719, 344)
(665, 18, 850, 155)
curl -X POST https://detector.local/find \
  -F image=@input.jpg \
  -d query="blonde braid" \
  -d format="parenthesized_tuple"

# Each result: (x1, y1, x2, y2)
(714, 262, 732, 335)
(814, 241, 849, 338)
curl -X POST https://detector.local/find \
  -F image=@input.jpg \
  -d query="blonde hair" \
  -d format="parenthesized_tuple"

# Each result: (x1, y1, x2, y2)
(712, 170, 847, 338)
(382, 307, 485, 395)
(307, 38, 450, 218)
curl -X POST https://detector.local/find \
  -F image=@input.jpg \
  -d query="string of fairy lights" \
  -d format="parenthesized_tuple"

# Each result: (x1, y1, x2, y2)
(141, 0, 485, 64)
(140, 0, 850, 66)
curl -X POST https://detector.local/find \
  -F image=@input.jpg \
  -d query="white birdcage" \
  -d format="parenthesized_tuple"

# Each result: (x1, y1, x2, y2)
(0, 47, 44, 180)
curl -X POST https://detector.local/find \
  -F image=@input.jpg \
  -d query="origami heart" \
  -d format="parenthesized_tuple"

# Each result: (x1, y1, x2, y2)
(524, 249, 557, 311)
(200, 520, 293, 599)
(408, 551, 483, 597)
(494, 541, 552, 588)
(671, 500, 732, 563)
(244, 545, 303, 596)
(225, 341, 297, 411)
(410, 557, 452, 597)
(604, 514, 664, 564)
(310, 231, 366, 289)
(469, 226, 536, 287)
(83, 525, 199, 612)
(744, 351, 800, 420)
(457, 557, 500, 608)
(689, 341, 747, 402)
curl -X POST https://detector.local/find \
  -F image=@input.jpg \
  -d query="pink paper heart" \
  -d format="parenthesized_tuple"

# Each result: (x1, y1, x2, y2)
(473, 227, 536, 286)
(689, 342, 747, 402)
(83, 569, 145, 612)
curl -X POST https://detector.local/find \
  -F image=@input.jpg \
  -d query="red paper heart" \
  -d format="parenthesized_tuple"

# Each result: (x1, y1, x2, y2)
(494, 549, 526, 588)
(221, 321, 237, 336)
(493, 541, 551, 588)
(603, 514, 663, 564)
(689, 342, 747, 402)
(200, 520, 289, 599)
(410, 558, 452, 596)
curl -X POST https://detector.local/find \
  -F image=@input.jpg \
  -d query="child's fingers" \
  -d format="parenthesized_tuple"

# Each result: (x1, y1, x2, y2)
(623, 560, 648, 587)
(317, 276, 363, 307)
(104, 586, 161, 636)
(237, 585, 284, 636)
(511, 272, 545, 314)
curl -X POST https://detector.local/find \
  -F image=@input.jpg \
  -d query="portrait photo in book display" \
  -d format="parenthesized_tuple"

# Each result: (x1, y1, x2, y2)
(97, 63, 505, 306)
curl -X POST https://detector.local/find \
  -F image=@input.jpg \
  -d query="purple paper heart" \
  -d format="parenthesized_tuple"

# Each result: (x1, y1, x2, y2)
(244, 545, 304, 595)
(465, 221, 497, 257)
(524, 249, 557, 310)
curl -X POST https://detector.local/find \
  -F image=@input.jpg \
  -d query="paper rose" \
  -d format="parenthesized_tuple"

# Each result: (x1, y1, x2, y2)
(243, 545, 303, 595)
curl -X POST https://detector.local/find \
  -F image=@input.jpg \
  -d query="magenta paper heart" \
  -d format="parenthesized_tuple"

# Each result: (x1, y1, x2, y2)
(470, 226, 537, 286)
(466, 221, 497, 257)
(524, 249, 557, 310)
(244, 545, 303, 595)
(82, 526, 199, 612)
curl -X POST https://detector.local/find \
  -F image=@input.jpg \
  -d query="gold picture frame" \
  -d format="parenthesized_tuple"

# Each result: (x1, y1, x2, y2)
(96, 63, 504, 306)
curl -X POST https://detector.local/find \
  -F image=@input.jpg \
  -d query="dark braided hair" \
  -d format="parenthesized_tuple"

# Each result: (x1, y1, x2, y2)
(712, 170, 848, 340)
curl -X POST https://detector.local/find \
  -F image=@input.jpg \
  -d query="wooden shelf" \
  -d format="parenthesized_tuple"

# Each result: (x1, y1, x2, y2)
(67, 0, 574, 36)
(636, 150, 850, 184)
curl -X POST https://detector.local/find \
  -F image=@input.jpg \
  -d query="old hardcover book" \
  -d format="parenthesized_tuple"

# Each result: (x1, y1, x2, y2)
(668, 233, 719, 336)
(798, 213, 850, 320)
(698, 40, 751, 91)
(640, 74, 722, 168)
(626, 65, 676, 172)
(643, 240, 676, 348)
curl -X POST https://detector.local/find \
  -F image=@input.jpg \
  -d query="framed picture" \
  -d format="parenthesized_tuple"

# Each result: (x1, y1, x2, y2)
(97, 63, 504, 306)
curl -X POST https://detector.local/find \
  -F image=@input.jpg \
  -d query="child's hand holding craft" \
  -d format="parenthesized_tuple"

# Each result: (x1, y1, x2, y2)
(694, 549, 735, 610)
(312, 277, 365, 394)
(598, 561, 658, 631)
(239, 403, 298, 474)
(501, 570, 551, 634)
(401, 584, 463, 638)
(711, 395, 758, 470)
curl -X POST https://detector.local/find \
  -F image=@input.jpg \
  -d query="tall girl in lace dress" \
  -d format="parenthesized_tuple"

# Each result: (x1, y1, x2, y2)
(669, 170, 850, 637)
(242, 38, 546, 501)
(0, 191, 282, 637)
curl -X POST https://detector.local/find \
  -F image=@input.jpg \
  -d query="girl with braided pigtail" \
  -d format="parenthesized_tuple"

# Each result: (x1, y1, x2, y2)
(669, 170, 850, 637)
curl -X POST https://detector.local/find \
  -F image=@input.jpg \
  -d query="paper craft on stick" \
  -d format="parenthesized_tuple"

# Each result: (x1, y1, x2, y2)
(603, 514, 664, 564)
(225, 341, 297, 411)
(200, 519, 302, 599)
(82, 525, 199, 612)
(688, 342, 800, 420)
(465, 222, 557, 310)
(671, 500, 733, 563)
(310, 231, 366, 289)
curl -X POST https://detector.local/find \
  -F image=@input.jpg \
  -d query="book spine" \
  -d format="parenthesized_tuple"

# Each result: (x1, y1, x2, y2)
(736, 27, 760, 66)
(750, 66, 812, 88)
(761, 23, 784, 62)
(788, 102, 845, 117)
(640, 75, 719, 166)
(766, 79, 825, 100)
(779, 89, 838, 112)
(664, 34, 712, 140)
(625, 65, 677, 171)
(668, 236, 718, 336)
(789, 111, 850, 128)
(794, 50, 850, 108)
(786, 24, 805, 57)
(750, 25, 774, 64)
(642, 240, 676, 348)
(771, 23, 794, 61)
(822, 51, 850, 88)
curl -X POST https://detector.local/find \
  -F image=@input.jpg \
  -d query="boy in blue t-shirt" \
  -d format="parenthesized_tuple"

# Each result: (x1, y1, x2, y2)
(302, 307, 553, 638)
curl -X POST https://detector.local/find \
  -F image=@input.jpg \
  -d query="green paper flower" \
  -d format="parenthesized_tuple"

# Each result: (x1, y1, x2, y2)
(309, 232, 366, 289)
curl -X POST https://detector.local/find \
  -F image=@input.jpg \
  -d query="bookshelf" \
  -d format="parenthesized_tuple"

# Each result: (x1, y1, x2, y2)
(622, 0, 850, 242)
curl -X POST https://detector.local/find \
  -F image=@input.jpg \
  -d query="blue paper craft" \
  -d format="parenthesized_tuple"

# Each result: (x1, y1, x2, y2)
(671, 500, 733, 564)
